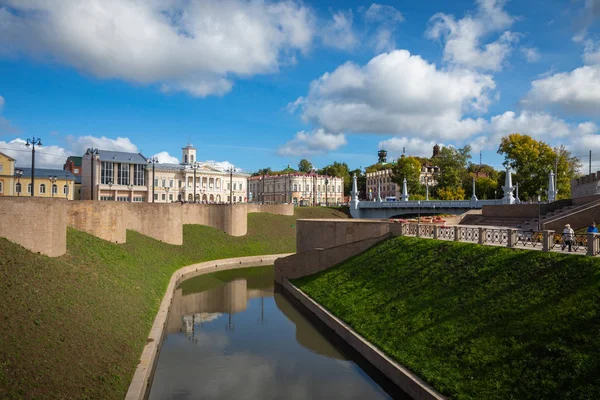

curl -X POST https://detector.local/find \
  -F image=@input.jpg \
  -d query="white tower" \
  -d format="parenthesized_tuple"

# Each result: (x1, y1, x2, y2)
(181, 143, 197, 165)
(501, 167, 516, 204)
(548, 171, 557, 202)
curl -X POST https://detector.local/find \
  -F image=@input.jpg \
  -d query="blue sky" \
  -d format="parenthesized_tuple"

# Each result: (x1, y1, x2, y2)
(1, 0, 600, 173)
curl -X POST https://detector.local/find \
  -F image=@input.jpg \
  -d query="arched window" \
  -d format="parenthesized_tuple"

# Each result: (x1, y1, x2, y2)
(39, 184, 46, 194)
(185, 155, 188, 163)
(0, 181, 3, 193)
(16, 182, 21, 194)
(52, 184, 58, 194)
(293, 184, 297, 191)
(63, 185, 68, 194)
(306, 184, 309, 191)
(27, 183, 32, 194)
(239, 196, 242, 202)
(191, 155, 194, 162)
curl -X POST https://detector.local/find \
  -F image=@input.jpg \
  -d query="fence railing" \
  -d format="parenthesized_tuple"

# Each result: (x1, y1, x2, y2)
(390, 222, 600, 256)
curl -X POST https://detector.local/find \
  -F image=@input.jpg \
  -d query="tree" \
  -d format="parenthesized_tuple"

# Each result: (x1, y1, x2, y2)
(464, 176, 499, 200)
(252, 167, 272, 176)
(391, 156, 423, 196)
(350, 168, 366, 199)
(298, 159, 313, 173)
(433, 145, 472, 199)
(319, 161, 351, 195)
(497, 134, 581, 200)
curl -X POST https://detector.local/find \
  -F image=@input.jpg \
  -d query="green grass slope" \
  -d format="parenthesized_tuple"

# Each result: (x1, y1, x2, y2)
(0, 207, 346, 399)
(293, 237, 600, 400)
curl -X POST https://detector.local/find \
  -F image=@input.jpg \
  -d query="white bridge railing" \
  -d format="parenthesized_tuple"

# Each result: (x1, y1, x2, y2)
(359, 199, 503, 209)
(393, 222, 600, 256)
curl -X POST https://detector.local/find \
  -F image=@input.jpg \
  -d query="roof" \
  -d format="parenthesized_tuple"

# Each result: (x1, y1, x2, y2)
(0, 152, 16, 161)
(66, 156, 82, 166)
(17, 168, 77, 181)
(96, 150, 147, 165)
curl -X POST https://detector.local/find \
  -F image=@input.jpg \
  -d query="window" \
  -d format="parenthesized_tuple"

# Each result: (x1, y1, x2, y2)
(117, 196, 129, 202)
(185, 155, 188, 163)
(233, 183, 237, 190)
(134, 164, 145, 186)
(101, 162, 114, 184)
(16, 183, 21, 193)
(191, 155, 194, 162)
(169, 179, 173, 188)
(0, 181, 2, 193)
(154, 178, 159, 187)
(239, 196, 242, 202)
(154, 193, 158, 200)
(118, 163, 129, 185)
(27, 183, 32, 193)
(74, 168, 79, 174)
(162, 179, 166, 187)
(133, 196, 143, 202)
(161, 194, 166, 201)
(39, 184, 46, 194)
(63, 185, 68, 195)
(169, 194, 173, 201)
(52, 184, 58, 194)
(306, 184, 309, 191)
(338, 185, 341, 193)
(227, 183, 231, 190)
(294, 184, 297, 191)
(0, 165, 3, 172)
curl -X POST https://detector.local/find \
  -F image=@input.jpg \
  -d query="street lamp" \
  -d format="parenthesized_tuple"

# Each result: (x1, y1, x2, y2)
(15, 169, 23, 196)
(165, 186, 170, 203)
(227, 167, 236, 204)
(127, 183, 133, 202)
(325, 177, 329, 207)
(85, 147, 99, 200)
(538, 188, 543, 231)
(108, 181, 113, 201)
(25, 136, 42, 197)
(147, 157, 159, 203)
(49, 176, 57, 198)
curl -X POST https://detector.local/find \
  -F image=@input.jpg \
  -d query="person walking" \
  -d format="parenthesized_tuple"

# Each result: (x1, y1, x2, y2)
(562, 224, 575, 252)
(587, 222, 598, 233)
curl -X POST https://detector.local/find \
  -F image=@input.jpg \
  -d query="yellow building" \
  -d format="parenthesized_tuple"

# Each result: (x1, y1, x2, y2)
(0, 152, 77, 200)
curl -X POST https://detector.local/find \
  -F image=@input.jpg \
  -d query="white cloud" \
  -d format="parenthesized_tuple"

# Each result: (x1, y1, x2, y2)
(520, 47, 540, 62)
(379, 137, 441, 159)
(573, 0, 600, 42)
(0, 0, 314, 97)
(567, 133, 600, 173)
(152, 151, 180, 164)
(66, 135, 139, 156)
(321, 10, 357, 51)
(426, 0, 518, 71)
(278, 129, 347, 156)
(522, 65, 600, 115)
(583, 40, 600, 65)
(204, 160, 238, 172)
(362, 3, 404, 53)
(0, 95, 4, 109)
(0, 138, 70, 168)
(290, 50, 494, 140)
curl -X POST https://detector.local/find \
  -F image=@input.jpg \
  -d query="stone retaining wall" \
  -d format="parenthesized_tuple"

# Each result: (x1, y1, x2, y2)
(296, 219, 390, 253)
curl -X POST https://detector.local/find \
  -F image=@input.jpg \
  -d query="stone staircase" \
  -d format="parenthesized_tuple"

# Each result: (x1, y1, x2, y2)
(518, 205, 578, 230)
(459, 203, 578, 230)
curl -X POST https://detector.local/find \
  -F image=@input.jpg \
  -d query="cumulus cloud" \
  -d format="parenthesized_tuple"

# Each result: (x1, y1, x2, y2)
(573, 0, 600, 42)
(204, 160, 238, 172)
(152, 151, 180, 164)
(379, 137, 441, 159)
(278, 129, 347, 156)
(567, 133, 600, 172)
(522, 66, 600, 115)
(321, 10, 357, 51)
(0, 138, 70, 168)
(520, 47, 540, 62)
(290, 50, 494, 140)
(426, 0, 518, 70)
(0, 0, 314, 97)
(583, 40, 600, 65)
(65, 135, 139, 155)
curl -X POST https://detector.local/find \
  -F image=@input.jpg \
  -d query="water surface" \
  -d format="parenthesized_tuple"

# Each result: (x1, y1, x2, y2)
(149, 266, 392, 399)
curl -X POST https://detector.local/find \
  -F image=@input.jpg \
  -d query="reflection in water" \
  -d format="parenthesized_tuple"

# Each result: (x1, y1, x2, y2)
(150, 267, 390, 400)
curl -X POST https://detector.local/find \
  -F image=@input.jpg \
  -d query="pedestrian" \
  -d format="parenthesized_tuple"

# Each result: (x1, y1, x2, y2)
(587, 222, 598, 233)
(562, 224, 575, 252)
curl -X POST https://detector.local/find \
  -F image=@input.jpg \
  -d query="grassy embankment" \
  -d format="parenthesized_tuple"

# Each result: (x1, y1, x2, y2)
(293, 237, 600, 400)
(0, 207, 347, 399)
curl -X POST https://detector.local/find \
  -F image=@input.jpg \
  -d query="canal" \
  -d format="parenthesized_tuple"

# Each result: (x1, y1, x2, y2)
(149, 265, 394, 399)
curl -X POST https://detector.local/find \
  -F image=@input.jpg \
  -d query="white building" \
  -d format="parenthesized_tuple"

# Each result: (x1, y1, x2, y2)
(248, 170, 344, 206)
(81, 143, 249, 203)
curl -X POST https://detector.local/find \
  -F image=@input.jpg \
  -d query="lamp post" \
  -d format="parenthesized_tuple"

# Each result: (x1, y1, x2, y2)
(147, 157, 158, 203)
(49, 176, 57, 198)
(86, 147, 99, 200)
(538, 188, 543, 231)
(65, 175, 70, 200)
(418, 200, 421, 233)
(25, 137, 42, 197)
(227, 167, 236, 204)
(426, 176, 430, 201)
(325, 178, 329, 206)
(165, 186, 170, 203)
(15, 169, 23, 196)
(108, 181, 113, 201)
(127, 183, 133, 202)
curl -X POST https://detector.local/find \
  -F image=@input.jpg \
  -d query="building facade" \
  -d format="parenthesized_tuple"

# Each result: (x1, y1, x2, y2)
(248, 171, 344, 206)
(63, 156, 82, 200)
(0, 152, 76, 199)
(81, 144, 249, 203)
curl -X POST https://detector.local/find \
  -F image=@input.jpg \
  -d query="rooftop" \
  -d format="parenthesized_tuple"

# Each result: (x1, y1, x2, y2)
(65, 156, 82, 167)
(16, 168, 77, 181)
(95, 150, 147, 165)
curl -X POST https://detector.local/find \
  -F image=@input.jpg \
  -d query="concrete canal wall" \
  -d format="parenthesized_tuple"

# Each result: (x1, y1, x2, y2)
(0, 198, 293, 256)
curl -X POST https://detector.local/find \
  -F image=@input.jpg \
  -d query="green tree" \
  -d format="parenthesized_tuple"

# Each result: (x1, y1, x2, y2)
(298, 159, 313, 173)
(392, 156, 423, 196)
(319, 161, 352, 195)
(252, 167, 272, 176)
(433, 145, 472, 199)
(497, 134, 581, 200)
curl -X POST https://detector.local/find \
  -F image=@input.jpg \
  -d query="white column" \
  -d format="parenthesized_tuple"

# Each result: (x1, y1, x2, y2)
(502, 167, 515, 204)
(548, 171, 556, 202)
(402, 178, 409, 201)
(471, 177, 478, 201)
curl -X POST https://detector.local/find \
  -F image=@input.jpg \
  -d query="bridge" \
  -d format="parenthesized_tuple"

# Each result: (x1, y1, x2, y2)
(350, 198, 503, 219)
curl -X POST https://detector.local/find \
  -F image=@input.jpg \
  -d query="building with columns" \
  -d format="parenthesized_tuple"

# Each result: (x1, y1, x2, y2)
(81, 143, 249, 203)
(248, 170, 344, 206)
